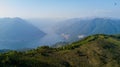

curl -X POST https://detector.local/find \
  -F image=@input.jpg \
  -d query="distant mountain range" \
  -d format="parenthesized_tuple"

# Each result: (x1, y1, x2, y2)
(0, 17, 120, 49)
(0, 18, 46, 49)
(0, 49, 12, 53)
(55, 18, 120, 42)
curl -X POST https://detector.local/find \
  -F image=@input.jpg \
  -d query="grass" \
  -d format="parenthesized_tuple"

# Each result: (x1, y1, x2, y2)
(0, 34, 120, 67)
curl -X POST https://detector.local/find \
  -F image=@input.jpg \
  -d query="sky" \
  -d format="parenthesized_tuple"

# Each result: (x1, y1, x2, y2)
(0, 0, 120, 19)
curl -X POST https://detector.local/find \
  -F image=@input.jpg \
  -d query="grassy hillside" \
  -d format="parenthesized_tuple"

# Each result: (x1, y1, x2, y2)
(0, 34, 120, 67)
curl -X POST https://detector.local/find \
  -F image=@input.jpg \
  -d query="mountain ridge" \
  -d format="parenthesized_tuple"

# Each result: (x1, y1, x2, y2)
(55, 18, 120, 42)
(0, 34, 120, 67)
(0, 17, 46, 49)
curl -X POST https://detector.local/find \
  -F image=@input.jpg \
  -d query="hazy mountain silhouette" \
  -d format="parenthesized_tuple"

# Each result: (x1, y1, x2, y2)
(56, 18, 120, 42)
(0, 17, 46, 49)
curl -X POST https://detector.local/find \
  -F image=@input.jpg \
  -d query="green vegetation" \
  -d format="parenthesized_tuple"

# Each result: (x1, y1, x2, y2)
(0, 34, 120, 67)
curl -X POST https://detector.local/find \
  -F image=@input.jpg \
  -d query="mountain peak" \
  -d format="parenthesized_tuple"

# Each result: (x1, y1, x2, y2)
(0, 18, 46, 49)
(56, 18, 120, 42)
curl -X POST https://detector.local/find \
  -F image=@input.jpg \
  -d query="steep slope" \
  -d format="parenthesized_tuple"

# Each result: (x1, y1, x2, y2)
(28, 19, 65, 46)
(55, 18, 120, 42)
(0, 34, 120, 67)
(0, 18, 46, 49)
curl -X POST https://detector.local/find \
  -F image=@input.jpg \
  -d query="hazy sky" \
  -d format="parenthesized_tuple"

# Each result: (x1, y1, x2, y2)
(0, 0, 120, 19)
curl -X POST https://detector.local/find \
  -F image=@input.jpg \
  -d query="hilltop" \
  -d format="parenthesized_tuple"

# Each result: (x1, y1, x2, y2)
(0, 34, 120, 67)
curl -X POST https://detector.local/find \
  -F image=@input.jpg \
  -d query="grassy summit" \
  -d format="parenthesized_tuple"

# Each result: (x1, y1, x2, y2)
(0, 34, 120, 67)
